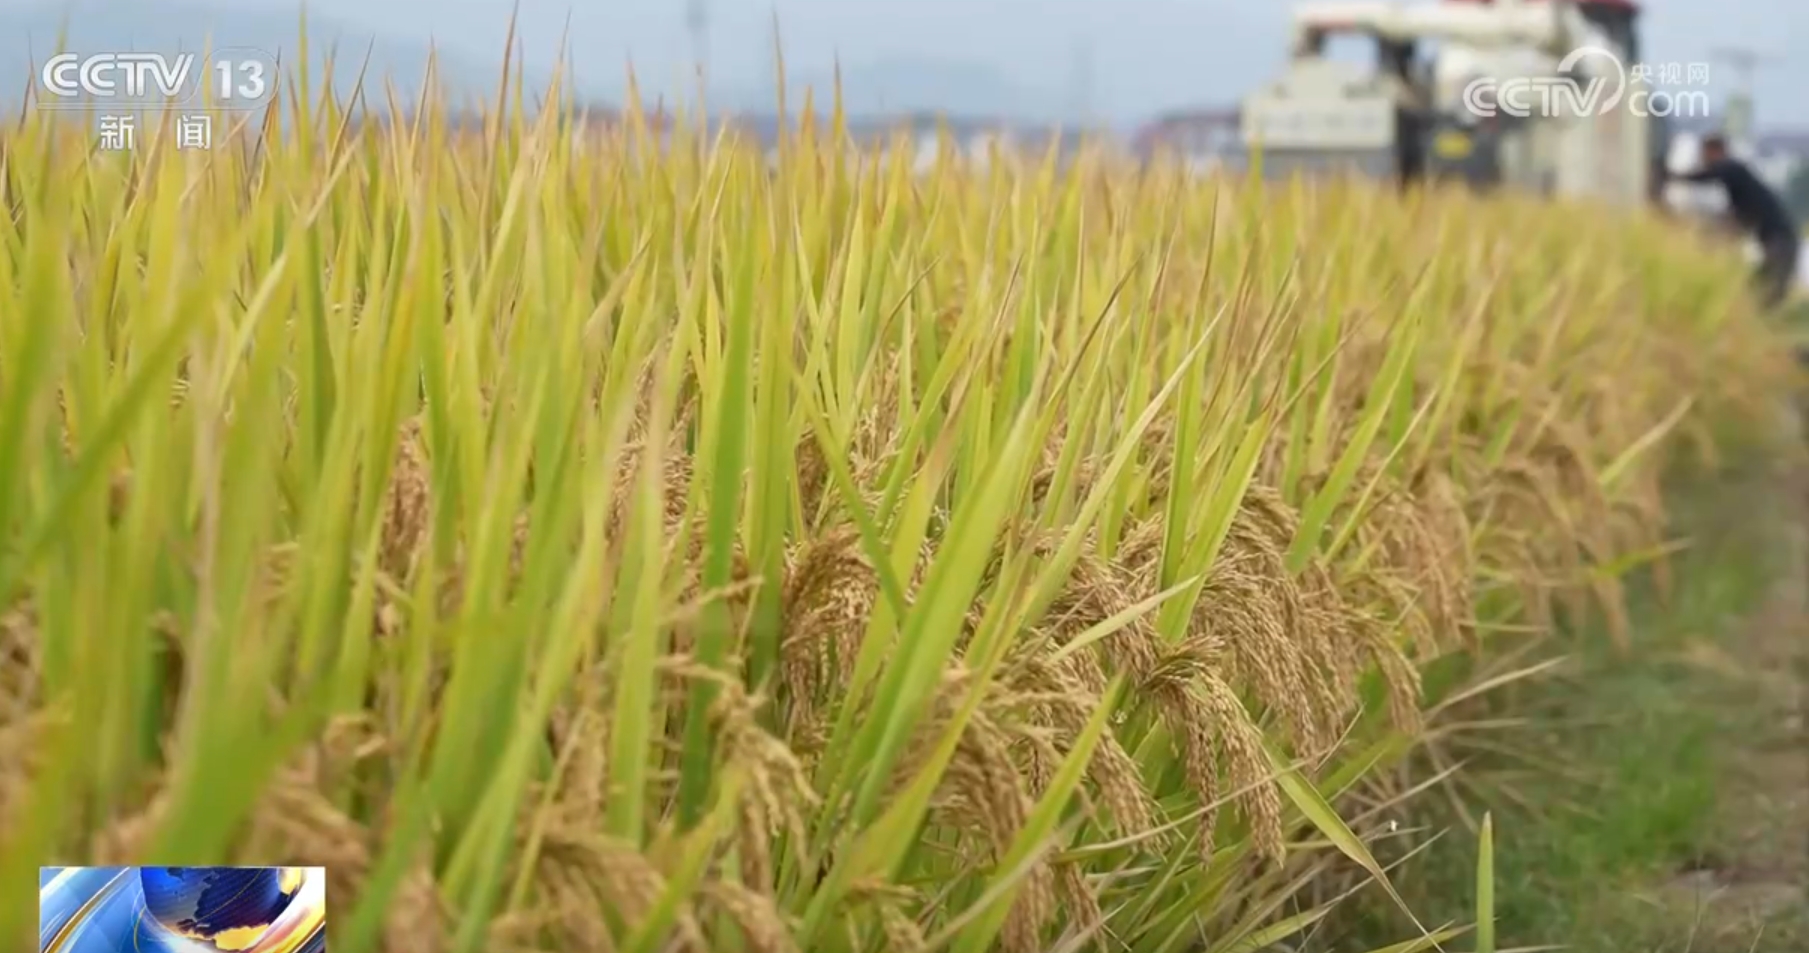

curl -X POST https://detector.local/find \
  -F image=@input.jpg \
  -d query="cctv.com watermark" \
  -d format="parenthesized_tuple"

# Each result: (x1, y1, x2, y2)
(1462, 46, 1714, 120)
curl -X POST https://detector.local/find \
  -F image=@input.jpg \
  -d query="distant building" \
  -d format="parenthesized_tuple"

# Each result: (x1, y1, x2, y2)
(1757, 130, 1809, 155)
(1129, 108, 1243, 171)
(714, 111, 1101, 171)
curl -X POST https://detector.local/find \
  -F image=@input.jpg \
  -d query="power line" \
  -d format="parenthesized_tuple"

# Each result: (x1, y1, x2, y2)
(685, 0, 710, 83)
(1707, 45, 1777, 145)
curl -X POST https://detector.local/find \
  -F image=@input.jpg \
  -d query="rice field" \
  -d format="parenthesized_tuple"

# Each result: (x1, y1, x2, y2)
(0, 67, 1798, 953)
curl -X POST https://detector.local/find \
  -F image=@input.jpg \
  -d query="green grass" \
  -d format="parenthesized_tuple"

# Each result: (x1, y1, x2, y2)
(1323, 457, 1796, 952)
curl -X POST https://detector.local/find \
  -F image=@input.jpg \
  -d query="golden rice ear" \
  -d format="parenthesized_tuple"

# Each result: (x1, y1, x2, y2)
(385, 865, 452, 953)
(876, 899, 930, 953)
(659, 660, 817, 888)
(778, 525, 879, 739)
(792, 433, 830, 520)
(536, 832, 706, 952)
(0, 603, 37, 721)
(1194, 507, 1342, 756)
(605, 439, 698, 547)
(90, 784, 171, 868)
(935, 713, 1052, 953)
(379, 416, 432, 581)
(701, 880, 799, 953)
(996, 649, 1159, 841)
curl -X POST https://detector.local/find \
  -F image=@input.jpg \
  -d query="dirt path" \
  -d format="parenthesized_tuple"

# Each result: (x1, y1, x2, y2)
(1638, 444, 1809, 950)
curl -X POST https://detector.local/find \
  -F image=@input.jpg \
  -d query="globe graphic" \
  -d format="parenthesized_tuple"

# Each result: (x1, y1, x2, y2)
(139, 867, 304, 951)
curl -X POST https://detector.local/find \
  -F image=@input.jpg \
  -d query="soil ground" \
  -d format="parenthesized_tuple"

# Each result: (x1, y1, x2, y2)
(1637, 438, 1809, 952)
(1613, 449, 1809, 951)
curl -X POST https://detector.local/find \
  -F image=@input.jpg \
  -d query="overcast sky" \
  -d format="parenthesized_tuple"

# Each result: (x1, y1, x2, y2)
(5, 0, 1806, 125)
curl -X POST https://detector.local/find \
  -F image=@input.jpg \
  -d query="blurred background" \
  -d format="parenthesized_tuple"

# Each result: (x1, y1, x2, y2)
(1, 0, 1805, 221)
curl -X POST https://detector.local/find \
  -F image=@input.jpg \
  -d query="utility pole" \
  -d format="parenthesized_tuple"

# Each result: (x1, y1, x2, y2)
(685, 0, 711, 87)
(1708, 46, 1774, 152)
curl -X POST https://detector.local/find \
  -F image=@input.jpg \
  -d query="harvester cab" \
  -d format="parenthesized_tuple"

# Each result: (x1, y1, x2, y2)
(1241, 0, 1662, 208)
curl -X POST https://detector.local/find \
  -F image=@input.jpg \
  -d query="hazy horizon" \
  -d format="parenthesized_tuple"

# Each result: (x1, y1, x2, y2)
(2, 0, 1804, 127)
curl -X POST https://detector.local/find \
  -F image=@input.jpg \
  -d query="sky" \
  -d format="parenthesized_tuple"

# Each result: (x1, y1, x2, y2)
(3, 0, 1805, 126)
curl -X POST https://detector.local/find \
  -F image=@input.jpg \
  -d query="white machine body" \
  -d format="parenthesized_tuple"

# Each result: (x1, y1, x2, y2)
(1240, 0, 1657, 207)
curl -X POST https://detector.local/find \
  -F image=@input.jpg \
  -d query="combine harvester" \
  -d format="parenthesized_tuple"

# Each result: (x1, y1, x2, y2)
(1239, 0, 1666, 208)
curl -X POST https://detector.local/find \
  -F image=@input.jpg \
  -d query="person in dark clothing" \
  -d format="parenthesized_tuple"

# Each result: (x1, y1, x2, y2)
(1674, 134, 1800, 310)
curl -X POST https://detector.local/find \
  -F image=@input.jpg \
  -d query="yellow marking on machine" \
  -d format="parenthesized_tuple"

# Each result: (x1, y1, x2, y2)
(1434, 129, 1473, 159)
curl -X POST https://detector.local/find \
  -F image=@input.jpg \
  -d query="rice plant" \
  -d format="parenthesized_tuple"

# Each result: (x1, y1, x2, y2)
(0, 53, 1793, 953)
